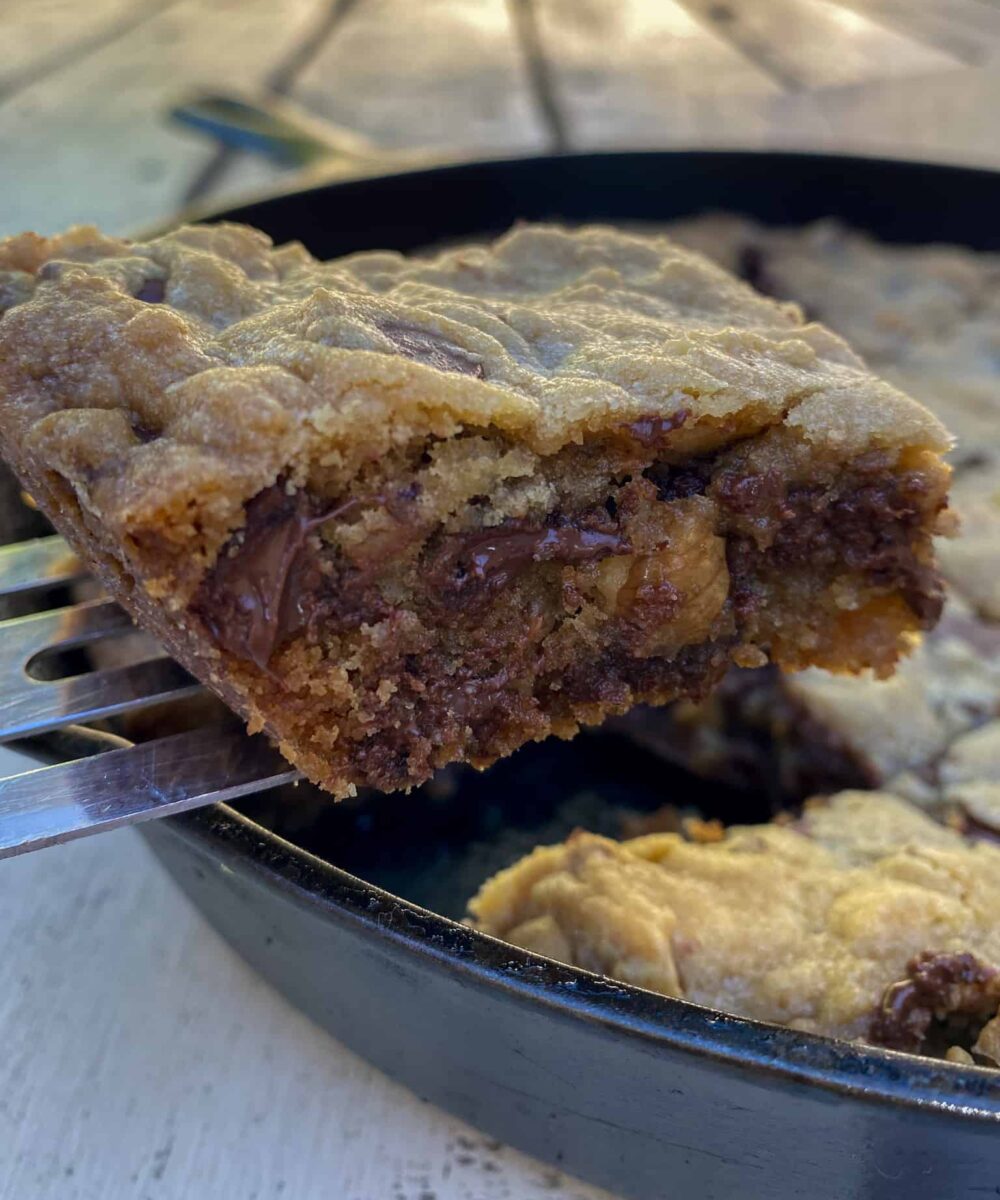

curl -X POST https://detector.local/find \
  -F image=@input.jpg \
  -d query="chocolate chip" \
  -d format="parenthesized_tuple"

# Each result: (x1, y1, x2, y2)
(134, 278, 166, 304)
(960, 811, 1000, 845)
(432, 523, 629, 602)
(644, 459, 711, 502)
(870, 952, 1000, 1054)
(716, 469, 790, 519)
(737, 244, 768, 292)
(129, 416, 159, 444)
(194, 485, 358, 669)
(377, 319, 484, 378)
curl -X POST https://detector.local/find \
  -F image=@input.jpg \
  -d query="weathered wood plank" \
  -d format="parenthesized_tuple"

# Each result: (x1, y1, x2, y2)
(292, 0, 545, 152)
(0, 0, 173, 96)
(677, 0, 959, 90)
(0, 812, 614, 1199)
(0, 0, 322, 237)
(762, 45, 1000, 166)
(827, 0, 1000, 64)
(181, 0, 362, 205)
(200, 0, 548, 211)
(532, 0, 781, 149)
(507, 0, 572, 150)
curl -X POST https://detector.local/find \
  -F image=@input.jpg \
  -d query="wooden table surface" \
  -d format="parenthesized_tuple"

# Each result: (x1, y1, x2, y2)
(2, 3, 999, 1197)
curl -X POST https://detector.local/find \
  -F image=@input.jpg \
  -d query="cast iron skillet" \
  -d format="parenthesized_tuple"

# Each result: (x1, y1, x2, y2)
(128, 153, 1000, 1200)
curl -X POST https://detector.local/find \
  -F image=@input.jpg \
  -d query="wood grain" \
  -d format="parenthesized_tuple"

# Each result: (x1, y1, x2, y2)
(826, 0, 1000, 64)
(678, 0, 959, 89)
(532, 0, 781, 148)
(0, 0, 321, 237)
(761, 45, 1000, 166)
(293, 0, 546, 151)
(0, 0, 178, 98)
(196, 0, 548, 216)
(2, 6, 1000, 1197)
(0, 795, 614, 1200)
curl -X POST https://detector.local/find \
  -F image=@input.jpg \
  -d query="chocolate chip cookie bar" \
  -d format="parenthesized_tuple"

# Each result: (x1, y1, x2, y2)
(469, 789, 1000, 1064)
(0, 222, 951, 796)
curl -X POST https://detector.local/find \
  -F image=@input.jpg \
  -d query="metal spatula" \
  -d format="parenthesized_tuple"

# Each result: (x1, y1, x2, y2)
(0, 536, 299, 859)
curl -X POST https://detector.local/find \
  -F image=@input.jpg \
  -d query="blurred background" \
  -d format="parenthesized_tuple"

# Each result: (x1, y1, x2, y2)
(5, 0, 1000, 238)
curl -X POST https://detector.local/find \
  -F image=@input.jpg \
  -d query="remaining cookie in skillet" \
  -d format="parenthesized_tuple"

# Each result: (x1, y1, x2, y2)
(666, 215, 1000, 378)
(469, 789, 1000, 1065)
(0, 221, 952, 796)
(620, 590, 1000, 803)
(937, 457, 1000, 621)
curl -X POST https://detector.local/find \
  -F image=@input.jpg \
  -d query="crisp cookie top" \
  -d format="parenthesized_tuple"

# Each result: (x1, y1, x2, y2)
(0, 222, 949, 586)
(668, 214, 1000, 459)
(667, 214, 1000, 366)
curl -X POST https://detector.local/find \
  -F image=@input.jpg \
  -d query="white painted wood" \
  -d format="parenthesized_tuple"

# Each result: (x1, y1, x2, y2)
(678, 0, 959, 90)
(760, 46, 1000, 167)
(202, 0, 547, 218)
(533, 0, 783, 148)
(529, 0, 1000, 162)
(2, 6, 1000, 1196)
(0, 0, 320, 237)
(0, 789, 614, 1200)
(0, 0, 159, 93)
(293, 0, 546, 151)
(829, 0, 1000, 64)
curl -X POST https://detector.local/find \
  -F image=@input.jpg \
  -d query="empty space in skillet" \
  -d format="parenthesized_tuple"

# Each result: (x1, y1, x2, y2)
(236, 731, 764, 919)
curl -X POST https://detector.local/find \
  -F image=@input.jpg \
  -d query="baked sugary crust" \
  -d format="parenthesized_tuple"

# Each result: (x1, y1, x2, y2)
(469, 789, 1000, 1063)
(0, 222, 951, 795)
(669, 214, 1000, 463)
(0, 221, 949, 570)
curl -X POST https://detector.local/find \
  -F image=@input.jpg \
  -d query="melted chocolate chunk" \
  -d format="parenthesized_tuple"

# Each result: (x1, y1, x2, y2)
(717, 468, 945, 628)
(129, 415, 160, 444)
(960, 811, 1000, 845)
(716, 469, 791, 522)
(870, 951, 1000, 1054)
(737, 243, 768, 292)
(196, 486, 351, 669)
(378, 319, 484, 378)
(196, 482, 630, 670)
(644, 458, 712, 502)
(433, 523, 629, 600)
(134, 277, 166, 303)
(621, 408, 690, 447)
